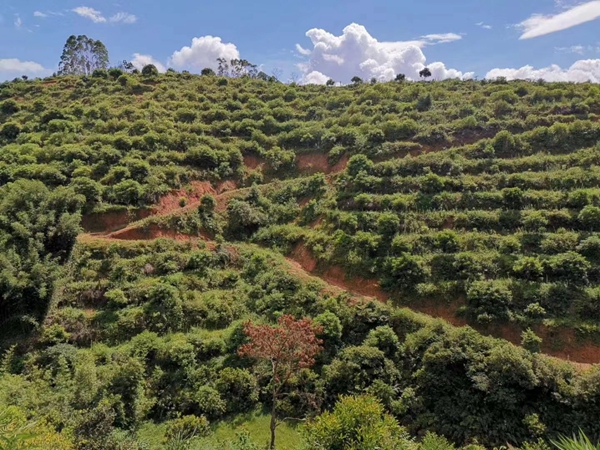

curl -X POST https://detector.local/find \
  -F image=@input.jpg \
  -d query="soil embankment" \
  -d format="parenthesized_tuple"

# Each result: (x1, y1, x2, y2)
(286, 242, 600, 366)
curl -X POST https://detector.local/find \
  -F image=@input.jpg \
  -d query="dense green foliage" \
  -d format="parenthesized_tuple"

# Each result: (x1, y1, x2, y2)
(1, 71, 600, 448)
(1, 239, 599, 448)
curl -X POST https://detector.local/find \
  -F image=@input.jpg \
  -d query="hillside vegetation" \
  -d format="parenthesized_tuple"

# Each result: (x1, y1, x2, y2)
(1, 69, 600, 449)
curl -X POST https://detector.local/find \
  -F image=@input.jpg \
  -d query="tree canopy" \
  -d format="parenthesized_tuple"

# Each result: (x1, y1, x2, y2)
(58, 35, 109, 76)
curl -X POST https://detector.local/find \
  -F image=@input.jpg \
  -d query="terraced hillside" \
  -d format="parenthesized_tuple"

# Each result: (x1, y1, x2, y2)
(1, 71, 600, 448)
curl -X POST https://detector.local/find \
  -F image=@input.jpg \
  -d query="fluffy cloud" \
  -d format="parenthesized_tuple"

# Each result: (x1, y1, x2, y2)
(169, 36, 240, 72)
(0, 59, 50, 80)
(110, 13, 137, 24)
(304, 71, 330, 85)
(33, 11, 47, 18)
(131, 54, 166, 73)
(518, 1, 600, 39)
(420, 33, 462, 45)
(486, 59, 600, 82)
(296, 23, 472, 84)
(72, 7, 136, 24)
(72, 6, 106, 23)
(476, 22, 492, 30)
(295, 44, 312, 56)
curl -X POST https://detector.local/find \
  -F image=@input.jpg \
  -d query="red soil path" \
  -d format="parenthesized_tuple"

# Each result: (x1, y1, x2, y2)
(82, 180, 239, 234)
(287, 242, 599, 366)
(81, 208, 152, 233)
(106, 223, 209, 242)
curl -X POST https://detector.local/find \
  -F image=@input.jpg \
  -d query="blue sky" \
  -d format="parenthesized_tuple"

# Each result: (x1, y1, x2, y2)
(1, 0, 600, 82)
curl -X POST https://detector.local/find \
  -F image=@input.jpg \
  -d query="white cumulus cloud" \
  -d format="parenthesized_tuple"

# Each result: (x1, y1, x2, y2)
(72, 7, 136, 25)
(0, 58, 50, 80)
(33, 11, 47, 18)
(420, 33, 462, 44)
(486, 59, 600, 82)
(518, 1, 600, 39)
(169, 36, 240, 72)
(110, 12, 137, 24)
(304, 71, 330, 85)
(296, 23, 472, 84)
(72, 6, 106, 23)
(131, 54, 166, 73)
(296, 44, 312, 56)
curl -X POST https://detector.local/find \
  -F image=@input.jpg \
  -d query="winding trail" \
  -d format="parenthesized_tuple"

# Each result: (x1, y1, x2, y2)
(78, 226, 600, 368)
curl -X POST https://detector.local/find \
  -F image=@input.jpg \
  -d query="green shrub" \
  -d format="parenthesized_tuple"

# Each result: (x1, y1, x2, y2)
(521, 328, 542, 353)
(141, 64, 159, 77)
(314, 311, 343, 343)
(145, 284, 184, 332)
(112, 180, 143, 205)
(466, 280, 513, 322)
(578, 205, 600, 231)
(0, 122, 21, 140)
(363, 326, 400, 358)
(40, 324, 71, 345)
(302, 395, 410, 450)
(547, 252, 590, 285)
(416, 94, 432, 112)
(164, 414, 210, 447)
(215, 368, 259, 413)
(175, 108, 197, 123)
(194, 386, 226, 419)
(0, 99, 19, 115)
(577, 236, 600, 260)
(382, 254, 429, 292)
(512, 257, 544, 281)
(105, 289, 129, 308)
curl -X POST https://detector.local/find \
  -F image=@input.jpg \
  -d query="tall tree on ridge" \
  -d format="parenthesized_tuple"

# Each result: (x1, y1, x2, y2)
(58, 35, 109, 76)
(419, 67, 432, 80)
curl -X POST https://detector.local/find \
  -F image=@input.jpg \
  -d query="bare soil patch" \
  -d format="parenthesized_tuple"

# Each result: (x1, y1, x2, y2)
(290, 243, 318, 272)
(330, 154, 350, 173)
(288, 243, 385, 301)
(297, 153, 330, 174)
(244, 154, 265, 171)
(81, 209, 152, 233)
(217, 180, 237, 194)
(155, 181, 216, 215)
(322, 266, 387, 301)
(412, 298, 468, 327)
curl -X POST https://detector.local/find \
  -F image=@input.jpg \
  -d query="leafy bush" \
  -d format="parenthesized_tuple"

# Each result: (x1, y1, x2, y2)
(302, 395, 410, 450)
(215, 368, 259, 413)
(466, 280, 513, 322)
(382, 255, 429, 292)
(164, 415, 210, 448)
(579, 205, 600, 231)
(141, 64, 159, 77)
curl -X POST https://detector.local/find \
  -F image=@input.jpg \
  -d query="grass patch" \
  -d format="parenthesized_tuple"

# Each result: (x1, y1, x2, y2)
(138, 410, 302, 450)
(200, 410, 302, 450)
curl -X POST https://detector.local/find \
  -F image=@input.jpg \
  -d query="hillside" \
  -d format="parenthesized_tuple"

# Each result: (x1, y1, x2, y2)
(1, 71, 600, 449)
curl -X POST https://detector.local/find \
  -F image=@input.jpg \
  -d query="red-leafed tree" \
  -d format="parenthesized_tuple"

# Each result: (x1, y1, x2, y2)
(238, 315, 323, 450)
